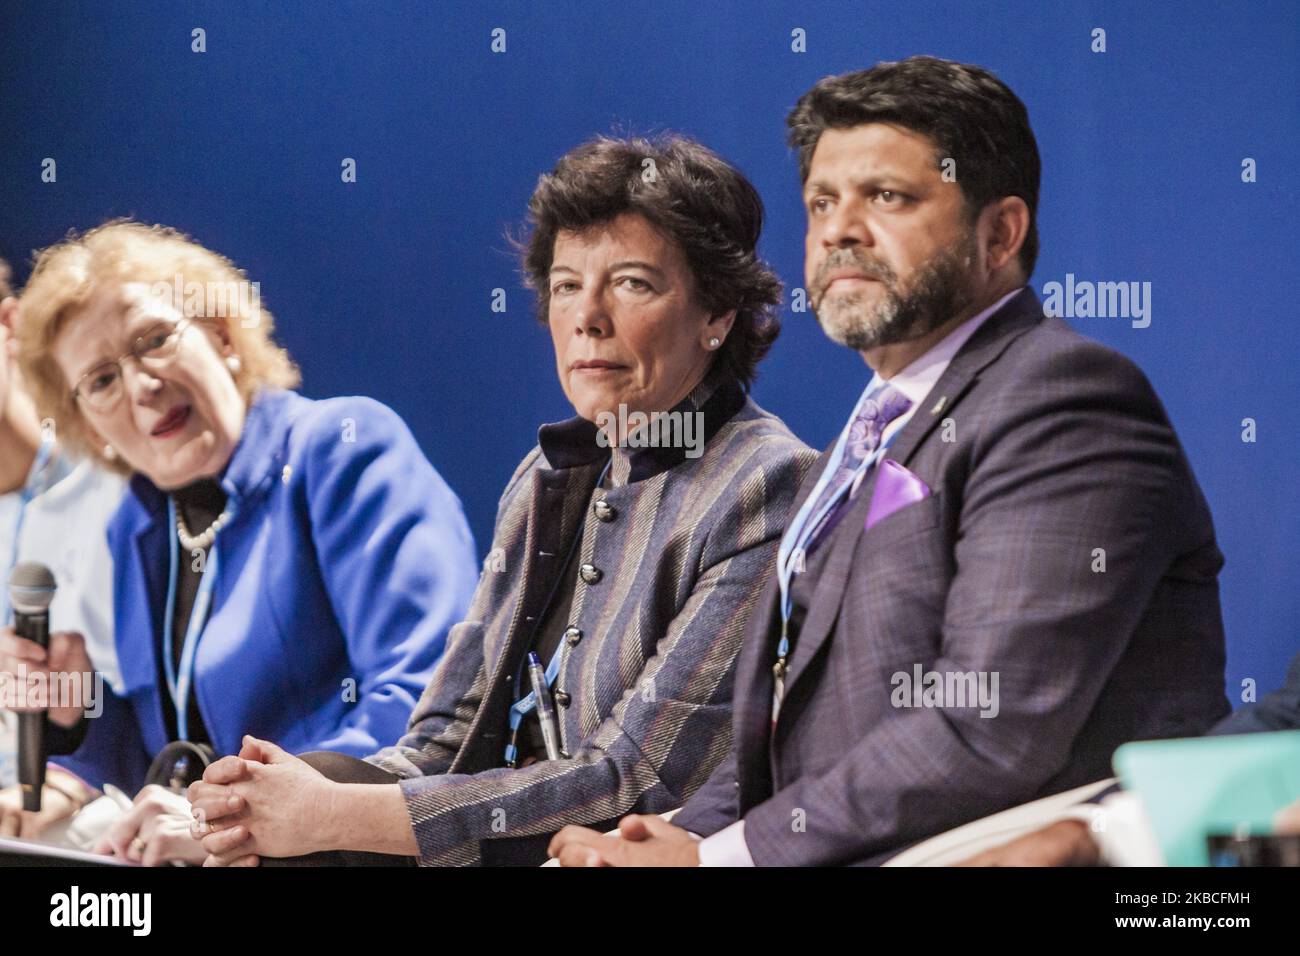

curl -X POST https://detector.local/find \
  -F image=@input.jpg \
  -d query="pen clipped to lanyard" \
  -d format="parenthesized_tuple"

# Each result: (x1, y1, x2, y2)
(527, 652, 563, 761)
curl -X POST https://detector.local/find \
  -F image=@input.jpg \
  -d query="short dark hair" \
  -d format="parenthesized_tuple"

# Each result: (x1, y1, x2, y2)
(518, 134, 782, 390)
(787, 56, 1041, 277)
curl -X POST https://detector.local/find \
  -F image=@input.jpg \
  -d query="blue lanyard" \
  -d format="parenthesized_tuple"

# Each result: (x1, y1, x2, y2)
(502, 458, 611, 765)
(504, 646, 565, 767)
(163, 497, 226, 742)
(774, 377, 906, 663)
(1, 433, 58, 626)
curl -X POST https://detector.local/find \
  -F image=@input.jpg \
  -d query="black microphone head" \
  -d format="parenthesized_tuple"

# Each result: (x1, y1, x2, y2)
(9, 562, 57, 614)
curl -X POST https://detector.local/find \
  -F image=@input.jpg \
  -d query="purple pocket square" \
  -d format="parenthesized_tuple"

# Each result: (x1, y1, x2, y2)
(865, 459, 931, 531)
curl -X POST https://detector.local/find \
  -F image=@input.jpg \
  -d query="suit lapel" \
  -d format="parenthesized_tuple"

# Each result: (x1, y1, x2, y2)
(733, 570, 783, 808)
(775, 289, 1045, 711)
(728, 439, 839, 809)
(736, 441, 834, 716)
(130, 515, 171, 748)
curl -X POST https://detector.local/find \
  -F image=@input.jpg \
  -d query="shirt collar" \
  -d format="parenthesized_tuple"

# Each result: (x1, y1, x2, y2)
(537, 365, 745, 486)
(871, 286, 1025, 407)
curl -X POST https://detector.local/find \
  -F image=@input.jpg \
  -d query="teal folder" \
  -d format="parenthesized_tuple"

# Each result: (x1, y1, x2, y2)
(1113, 729, 1300, 866)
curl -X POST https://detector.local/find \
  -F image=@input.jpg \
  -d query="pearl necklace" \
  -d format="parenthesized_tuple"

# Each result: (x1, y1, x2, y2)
(174, 502, 231, 551)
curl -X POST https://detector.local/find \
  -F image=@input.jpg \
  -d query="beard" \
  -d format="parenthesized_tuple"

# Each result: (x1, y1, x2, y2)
(811, 230, 979, 352)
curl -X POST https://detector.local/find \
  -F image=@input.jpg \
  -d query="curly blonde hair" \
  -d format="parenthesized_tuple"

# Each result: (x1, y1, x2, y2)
(16, 220, 300, 471)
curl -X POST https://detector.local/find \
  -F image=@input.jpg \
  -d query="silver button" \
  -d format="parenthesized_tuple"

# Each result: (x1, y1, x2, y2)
(579, 563, 603, 585)
(554, 691, 572, 707)
(593, 500, 617, 522)
(564, 626, 583, 646)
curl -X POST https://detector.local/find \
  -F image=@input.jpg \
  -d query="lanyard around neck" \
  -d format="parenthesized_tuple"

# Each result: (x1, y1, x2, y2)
(502, 458, 611, 765)
(504, 648, 565, 766)
(163, 496, 227, 742)
(774, 378, 913, 662)
(776, 379, 888, 616)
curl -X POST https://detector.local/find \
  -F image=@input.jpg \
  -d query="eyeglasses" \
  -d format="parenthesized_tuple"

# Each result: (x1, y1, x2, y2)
(70, 318, 195, 413)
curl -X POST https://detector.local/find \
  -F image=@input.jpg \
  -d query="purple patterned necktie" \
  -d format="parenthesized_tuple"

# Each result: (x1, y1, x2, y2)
(802, 383, 913, 552)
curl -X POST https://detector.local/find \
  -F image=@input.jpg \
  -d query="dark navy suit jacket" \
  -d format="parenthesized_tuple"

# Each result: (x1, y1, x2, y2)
(1210, 653, 1300, 736)
(54, 388, 478, 792)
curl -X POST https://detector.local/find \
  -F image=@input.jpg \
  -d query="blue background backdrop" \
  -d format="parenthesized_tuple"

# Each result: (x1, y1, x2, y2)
(1, 0, 1295, 700)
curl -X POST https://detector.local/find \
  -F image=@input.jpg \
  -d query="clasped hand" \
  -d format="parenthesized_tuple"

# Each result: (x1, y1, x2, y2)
(547, 814, 701, 866)
(186, 735, 336, 866)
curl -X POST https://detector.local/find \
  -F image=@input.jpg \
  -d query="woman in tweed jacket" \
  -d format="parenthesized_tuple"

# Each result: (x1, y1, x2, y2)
(190, 134, 817, 866)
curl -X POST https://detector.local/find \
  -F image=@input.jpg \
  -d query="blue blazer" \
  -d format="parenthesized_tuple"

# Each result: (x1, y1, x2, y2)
(55, 388, 478, 792)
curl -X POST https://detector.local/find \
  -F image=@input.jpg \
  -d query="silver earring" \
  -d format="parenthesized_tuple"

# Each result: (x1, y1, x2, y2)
(708, 337, 721, 349)
(226, 354, 242, 375)
(103, 444, 117, 461)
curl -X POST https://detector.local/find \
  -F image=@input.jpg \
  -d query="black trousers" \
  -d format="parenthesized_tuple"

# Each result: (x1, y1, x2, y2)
(261, 751, 417, 867)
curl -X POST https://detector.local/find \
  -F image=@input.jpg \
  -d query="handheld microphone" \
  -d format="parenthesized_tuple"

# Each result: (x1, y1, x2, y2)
(9, 562, 56, 812)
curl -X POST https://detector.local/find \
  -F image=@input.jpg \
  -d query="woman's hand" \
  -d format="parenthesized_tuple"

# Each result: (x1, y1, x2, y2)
(955, 818, 1102, 867)
(0, 626, 95, 728)
(1275, 798, 1300, 835)
(0, 775, 84, 842)
(187, 736, 340, 863)
(92, 784, 213, 866)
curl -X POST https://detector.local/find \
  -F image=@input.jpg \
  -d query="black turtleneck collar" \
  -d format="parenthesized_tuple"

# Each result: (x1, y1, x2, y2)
(170, 476, 228, 526)
(537, 365, 746, 485)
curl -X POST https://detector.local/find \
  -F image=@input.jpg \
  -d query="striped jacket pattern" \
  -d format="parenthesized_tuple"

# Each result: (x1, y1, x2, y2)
(367, 374, 816, 864)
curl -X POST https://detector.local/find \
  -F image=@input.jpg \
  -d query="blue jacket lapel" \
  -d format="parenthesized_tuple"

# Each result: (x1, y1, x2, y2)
(126, 506, 170, 749)
(117, 387, 299, 753)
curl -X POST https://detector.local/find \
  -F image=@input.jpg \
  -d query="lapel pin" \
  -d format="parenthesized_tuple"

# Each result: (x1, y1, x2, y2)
(930, 396, 947, 415)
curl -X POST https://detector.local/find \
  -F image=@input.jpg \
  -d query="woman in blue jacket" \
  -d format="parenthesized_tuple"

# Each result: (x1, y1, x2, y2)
(0, 221, 477, 863)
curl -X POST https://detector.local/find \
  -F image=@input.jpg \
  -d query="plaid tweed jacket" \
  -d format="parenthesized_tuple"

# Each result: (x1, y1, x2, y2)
(367, 374, 816, 864)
